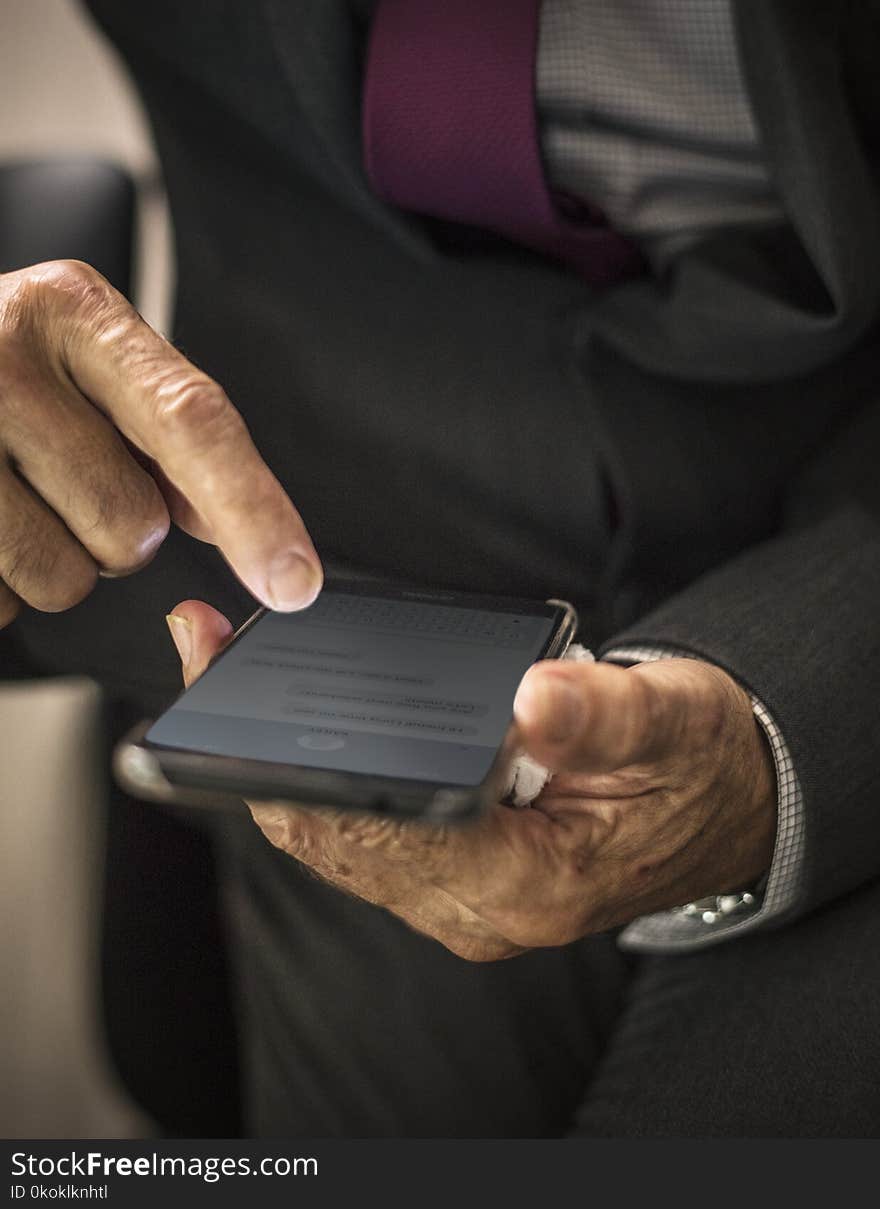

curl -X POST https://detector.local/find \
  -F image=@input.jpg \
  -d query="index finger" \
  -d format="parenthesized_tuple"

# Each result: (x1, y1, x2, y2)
(44, 261, 322, 609)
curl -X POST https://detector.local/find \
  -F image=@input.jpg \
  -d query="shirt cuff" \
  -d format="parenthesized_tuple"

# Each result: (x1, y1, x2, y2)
(601, 645, 805, 953)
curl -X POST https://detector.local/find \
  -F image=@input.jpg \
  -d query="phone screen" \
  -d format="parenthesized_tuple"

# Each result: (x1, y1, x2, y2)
(146, 588, 559, 786)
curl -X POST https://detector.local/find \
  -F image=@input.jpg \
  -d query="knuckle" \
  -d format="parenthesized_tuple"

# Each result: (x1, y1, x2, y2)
(2, 261, 119, 361)
(153, 373, 240, 444)
(23, 259, 112, 318)
(40, 562, 98, 612)
(336, 814, 403, 850)
(38, 539, 98, 610)
(0, 505, 96, 611)
(96, 525, 169, 576)
(84, 475, 170, 573)
(0, 524, 35, 591)
(43, 258, 105, 291)
(0, 279, 41, 352)
(1, 532, 97, 611)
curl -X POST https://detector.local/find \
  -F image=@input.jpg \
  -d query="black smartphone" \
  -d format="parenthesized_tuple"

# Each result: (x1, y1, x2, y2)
(115, 580, 577, 821)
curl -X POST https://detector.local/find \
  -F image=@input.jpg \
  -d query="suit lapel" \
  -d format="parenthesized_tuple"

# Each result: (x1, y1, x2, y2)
(733, 0, 880, 327)
(585, 0, 880, 382)
(260, 0, 878, 362)
(260, 0, 429, 254)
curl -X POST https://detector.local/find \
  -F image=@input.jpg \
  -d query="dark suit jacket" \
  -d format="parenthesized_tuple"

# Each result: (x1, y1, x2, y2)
(16, 0, 878, 933)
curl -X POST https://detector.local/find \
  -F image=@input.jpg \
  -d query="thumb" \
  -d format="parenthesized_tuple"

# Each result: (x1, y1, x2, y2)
(513, 659, 687, 774)
(166, 598, 234, 686)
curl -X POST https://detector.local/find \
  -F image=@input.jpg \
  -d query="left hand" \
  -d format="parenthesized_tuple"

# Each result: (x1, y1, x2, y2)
(166, 599, 777, 961)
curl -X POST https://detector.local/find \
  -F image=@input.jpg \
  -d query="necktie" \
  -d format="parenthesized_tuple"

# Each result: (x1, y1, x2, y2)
(362, 0, 643, 286)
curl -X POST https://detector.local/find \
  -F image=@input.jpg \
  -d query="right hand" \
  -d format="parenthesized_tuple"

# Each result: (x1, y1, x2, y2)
(0, 260, 322, 628)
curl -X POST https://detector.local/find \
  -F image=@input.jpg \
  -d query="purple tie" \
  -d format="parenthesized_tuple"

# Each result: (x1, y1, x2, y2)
(362, 0, 643, 287)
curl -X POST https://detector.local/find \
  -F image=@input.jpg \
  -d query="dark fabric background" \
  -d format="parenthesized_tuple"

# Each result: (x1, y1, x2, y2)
(2, 0, 875, 1134)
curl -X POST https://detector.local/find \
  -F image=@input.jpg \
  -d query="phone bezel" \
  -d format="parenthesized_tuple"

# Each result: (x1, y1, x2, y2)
(115, 581, 577, 821)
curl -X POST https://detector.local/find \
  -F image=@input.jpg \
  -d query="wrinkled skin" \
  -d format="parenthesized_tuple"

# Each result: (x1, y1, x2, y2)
(0, 256, 775, 964)
(0, 260, 321, 626)
(169, 600, 777, 961)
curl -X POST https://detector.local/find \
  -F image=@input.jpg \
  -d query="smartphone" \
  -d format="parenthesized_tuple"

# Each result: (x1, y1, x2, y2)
(115, 580, 577, 821)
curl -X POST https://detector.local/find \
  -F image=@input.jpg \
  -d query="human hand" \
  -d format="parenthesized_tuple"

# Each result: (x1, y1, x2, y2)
(168, 599, 777, 960)
(0, 260, 321, 628)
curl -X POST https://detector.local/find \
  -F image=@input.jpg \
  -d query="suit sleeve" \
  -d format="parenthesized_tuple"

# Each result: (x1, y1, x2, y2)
(597, 382, 880, 931)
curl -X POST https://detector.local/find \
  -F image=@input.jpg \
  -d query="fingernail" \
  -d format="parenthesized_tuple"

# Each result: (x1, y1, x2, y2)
(514, 671, 582, 743)
(266, 552, 322, 611)
(166, 613, 193, 667)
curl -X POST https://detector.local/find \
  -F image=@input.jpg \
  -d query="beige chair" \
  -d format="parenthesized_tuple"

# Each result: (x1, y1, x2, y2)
(0, 676, 153, 1137)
